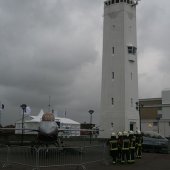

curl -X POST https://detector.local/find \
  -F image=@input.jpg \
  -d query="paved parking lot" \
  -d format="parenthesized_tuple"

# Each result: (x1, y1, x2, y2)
(1, 153, 170, 170)
(1, 139, 170, 170)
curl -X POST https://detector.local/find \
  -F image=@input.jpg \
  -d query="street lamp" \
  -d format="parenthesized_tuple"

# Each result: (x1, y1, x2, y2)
(20, 104, 27, 145)
(136, 102, 143, 131)
(88, 110, 94, 144)
(156, 114, 162, 133)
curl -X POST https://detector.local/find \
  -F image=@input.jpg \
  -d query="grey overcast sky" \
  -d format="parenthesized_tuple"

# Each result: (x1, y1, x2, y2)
(0, 0, 170, 126)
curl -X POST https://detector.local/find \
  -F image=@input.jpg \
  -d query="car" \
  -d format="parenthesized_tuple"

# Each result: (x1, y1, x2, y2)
(142, 131, 169, 153)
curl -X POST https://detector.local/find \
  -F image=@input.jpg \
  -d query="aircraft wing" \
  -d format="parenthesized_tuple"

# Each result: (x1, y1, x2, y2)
(58, 128, 103, 132)
(0, 128, 40, 132)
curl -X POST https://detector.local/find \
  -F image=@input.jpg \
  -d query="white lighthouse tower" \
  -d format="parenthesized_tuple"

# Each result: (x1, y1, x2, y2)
(100, 0, 140, 138)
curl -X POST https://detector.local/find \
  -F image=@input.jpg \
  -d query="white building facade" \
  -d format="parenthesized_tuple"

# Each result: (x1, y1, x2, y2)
(158, 90, 170, 138)
(100, 0, 140, 138)
(140, 90, 170, 138)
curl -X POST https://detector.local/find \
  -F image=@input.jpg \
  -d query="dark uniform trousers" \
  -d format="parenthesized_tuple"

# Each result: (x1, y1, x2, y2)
(110, 140, 118, 164)
(129, 138, 136, 163)
(117, 137, 123, 162)
(121, 139, 129, 163)
(136, 136, 142, 158)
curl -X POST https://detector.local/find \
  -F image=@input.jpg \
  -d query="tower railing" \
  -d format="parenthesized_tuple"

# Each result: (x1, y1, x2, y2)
(104, 0, 140, 7)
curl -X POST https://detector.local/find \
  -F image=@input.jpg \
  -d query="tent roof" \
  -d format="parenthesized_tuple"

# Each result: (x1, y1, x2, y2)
(55, 117, 80, 125)
(16, 109, 80, 125)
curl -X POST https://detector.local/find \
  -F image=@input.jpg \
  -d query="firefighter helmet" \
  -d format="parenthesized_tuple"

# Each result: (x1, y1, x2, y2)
(123, 131, 129, 136)
(136, 130, 141, 135)
(129, 131, 134, 135)
(111, 132, 116, 137)
(118, 131, 123, 136)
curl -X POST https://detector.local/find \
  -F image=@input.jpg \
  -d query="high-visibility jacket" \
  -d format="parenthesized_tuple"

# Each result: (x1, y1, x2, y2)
(130, 137, 136, 149)
(122, 138, 130, 150)
(110, 140, 118, 151)
(136, 135, 143, 147)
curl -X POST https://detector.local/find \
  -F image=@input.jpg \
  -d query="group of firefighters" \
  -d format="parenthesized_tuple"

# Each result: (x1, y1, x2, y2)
(109, 130, 143, 164)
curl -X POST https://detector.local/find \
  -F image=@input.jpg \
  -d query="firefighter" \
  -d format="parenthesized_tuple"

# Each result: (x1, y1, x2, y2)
(121, 131, 130, 163)
(128, 131, 136, 163)
(117, 131, 123, 163)
(109, 132, 118, 164)
(135, 130, 143, 158)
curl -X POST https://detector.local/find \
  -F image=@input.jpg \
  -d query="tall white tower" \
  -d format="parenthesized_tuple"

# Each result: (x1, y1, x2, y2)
(100, 0, 140, 138)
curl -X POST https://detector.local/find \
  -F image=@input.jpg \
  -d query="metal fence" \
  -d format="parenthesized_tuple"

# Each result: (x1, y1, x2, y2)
(0, 144, 106, 170)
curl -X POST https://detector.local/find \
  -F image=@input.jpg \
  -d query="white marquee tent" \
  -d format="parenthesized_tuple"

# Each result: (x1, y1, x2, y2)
(15, 109, 80, 136)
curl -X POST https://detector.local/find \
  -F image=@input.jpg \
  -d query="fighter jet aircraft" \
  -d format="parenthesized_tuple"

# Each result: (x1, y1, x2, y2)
(0, 112, 100, 148)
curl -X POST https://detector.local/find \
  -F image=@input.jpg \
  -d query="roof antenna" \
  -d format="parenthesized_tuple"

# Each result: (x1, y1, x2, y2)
(48, 96, 51, 112)
(65, 108, 67, 118)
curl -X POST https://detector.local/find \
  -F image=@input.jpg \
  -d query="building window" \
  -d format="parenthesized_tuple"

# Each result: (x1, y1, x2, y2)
(112, 0, 115, 4)
(169, 122, 170, 126)
(128, 46, 137, 55)
(111, 98, 114, 105)
(153, 122, 158, 126)
(131, 72, 133, 80)
(112, 47, 114, 54)
(124, 0, 127, 2)
(116, 0, 119, 3)
(127, 0, 130, 3)
(131, 98, 133, 107)
(120, 0, 123, 2)
(108, 1, 111, 5)
(130, 123, 134, 131)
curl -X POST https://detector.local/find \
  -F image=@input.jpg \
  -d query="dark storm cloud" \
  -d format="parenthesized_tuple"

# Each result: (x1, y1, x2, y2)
(0, 0, 103, 125)
(2, 0, 169, 125)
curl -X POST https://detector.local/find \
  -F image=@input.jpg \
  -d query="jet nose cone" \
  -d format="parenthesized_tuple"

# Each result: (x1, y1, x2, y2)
(42, 112, 55, 121)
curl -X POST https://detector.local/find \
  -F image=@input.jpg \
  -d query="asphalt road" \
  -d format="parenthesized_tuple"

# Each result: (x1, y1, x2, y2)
(1, 153, 170, 170)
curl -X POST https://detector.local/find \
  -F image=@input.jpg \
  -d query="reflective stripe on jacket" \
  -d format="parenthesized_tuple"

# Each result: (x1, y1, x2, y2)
(110, 140, 118, 151)
(130, 138, 136, 149)
(122, 139, 129, 150)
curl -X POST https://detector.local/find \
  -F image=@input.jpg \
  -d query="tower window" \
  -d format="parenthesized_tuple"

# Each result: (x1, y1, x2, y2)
(112, 72, 114, 79)
(131, 98, 133, 107)
(112, 0, 115, 4)
(128, 46, 133, 54)
(104, 2, 108, 6)
(133, 47, 137, 54)
(130, 123, 134, 131)
(112, 47, 114, 54)
(128, 46, 137, 55)
(111, 98, 114, 105)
